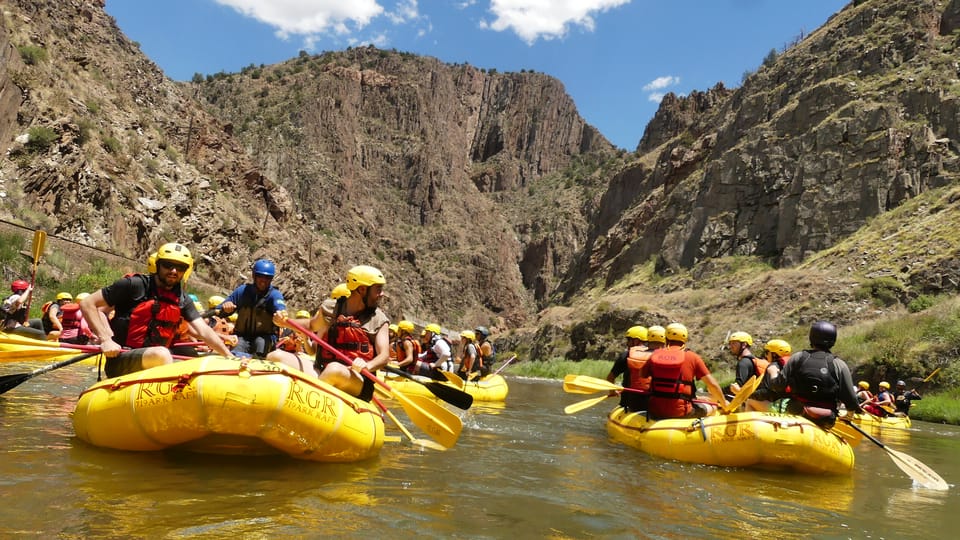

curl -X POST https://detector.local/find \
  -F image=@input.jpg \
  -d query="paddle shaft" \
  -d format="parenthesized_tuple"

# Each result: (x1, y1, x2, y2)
(383, 365, 473, 409)
(492, 354, 517, 376)
(0, 350, 101, 394)
(25, 230, 46, 314)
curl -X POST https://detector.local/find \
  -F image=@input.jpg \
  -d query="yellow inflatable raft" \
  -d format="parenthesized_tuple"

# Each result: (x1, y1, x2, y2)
(848, 412, 911, 430)
(73, 356, 384, 462)
(385, 373, 509, 402)
(607, 407, 855, 475)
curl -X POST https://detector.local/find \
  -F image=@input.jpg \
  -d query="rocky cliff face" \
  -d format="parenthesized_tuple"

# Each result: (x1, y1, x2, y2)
(559, 0, 960, 301)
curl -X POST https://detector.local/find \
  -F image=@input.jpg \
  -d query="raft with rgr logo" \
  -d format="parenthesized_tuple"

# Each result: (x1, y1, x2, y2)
(72, 356, 385, 462)
(606, 407, 856, 475)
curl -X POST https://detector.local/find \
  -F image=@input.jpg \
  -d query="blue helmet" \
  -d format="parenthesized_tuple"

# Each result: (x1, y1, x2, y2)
(252, 259, 276, 277)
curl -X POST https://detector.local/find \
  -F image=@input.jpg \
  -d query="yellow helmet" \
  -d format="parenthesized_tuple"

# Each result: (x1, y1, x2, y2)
(346, 265, 386, 290)
(647, 325, 666, 344)
(228, 313, 238, 322)
(625, 326, 648, 341)
(729, 331, 753, 346)
(75, 292, 90, 301)
(398, 320, 415, 333)
(858, 381, 870, 390)
(460, 330, 476, 341)
(193, 301, 204, 312)
(665, 323, 688, 344)
(330, 283, 351, 299)
(208, 295, 225, 309)
(56, 292, 73, 301)
(765, 339, 792, 357)
(879, 381, 890, 389)
(296, 310, 312, 318)
(425, 323, 442, 334)
(146, 251, 158, 273)
(156, 243, 193, 282)
(389, 324, 399, 335)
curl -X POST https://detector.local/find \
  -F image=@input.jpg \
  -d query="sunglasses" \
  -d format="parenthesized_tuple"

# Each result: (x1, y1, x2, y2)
(158, 260, 189, 273)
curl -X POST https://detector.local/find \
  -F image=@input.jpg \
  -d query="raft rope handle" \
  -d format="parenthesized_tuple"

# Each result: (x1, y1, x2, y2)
(81, 367, 378, 415)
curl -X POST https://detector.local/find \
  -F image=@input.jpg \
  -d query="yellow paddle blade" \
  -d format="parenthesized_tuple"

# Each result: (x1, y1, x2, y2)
(564, 394, 612, 414)
(381, 406, 447, 451)
(829, 421, 863, 447)
(562, 374, 621, 394)
(440, 370, 465, 389)
(0, 347, 80, 361)
(721, 375, 758, 414)
(392, 391, 462, 449)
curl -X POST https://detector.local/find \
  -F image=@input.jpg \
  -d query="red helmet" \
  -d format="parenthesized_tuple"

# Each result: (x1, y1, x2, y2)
(11, 279, 29, 292)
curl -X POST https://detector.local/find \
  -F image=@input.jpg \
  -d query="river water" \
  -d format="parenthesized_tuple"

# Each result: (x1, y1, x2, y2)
(0, 363, 957, 539)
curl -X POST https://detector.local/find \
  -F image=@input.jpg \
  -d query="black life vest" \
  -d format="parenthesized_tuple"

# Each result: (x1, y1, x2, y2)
(789, 350, 840, 407)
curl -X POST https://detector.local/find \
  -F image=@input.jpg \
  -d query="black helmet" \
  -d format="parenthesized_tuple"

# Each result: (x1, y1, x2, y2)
(474, 326, 490, 338)
(896, 380, 906, 387)
(809, 321, 837, 350)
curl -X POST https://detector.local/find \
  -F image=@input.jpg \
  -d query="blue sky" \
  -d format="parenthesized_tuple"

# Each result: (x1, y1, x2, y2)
(105, 1, 849, 150)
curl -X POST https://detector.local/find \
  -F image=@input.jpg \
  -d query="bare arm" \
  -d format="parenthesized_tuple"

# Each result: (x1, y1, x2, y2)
(187, 317, 234, 357)
(80, 291, 121, 357)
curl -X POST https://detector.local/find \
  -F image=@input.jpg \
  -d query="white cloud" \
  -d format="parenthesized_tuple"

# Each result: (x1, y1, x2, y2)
(387, 0, 420, 25)
(642, 75, 679, 92)
(647, 92, 665, 103)
(214, 0, 384, 37)
(482, 0, 631, 44)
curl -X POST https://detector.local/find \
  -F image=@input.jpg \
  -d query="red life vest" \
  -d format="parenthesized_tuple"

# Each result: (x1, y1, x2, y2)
(751, 355, 770, 377)
(319, 314, 374, 363)
(59, 302, 82, 331)
(123, 287, 182, 348)
(41, 301, 54, 314)
(649, 347, 696, 400)
(421, 336, 452, 364)
(625, 345, 652, 391)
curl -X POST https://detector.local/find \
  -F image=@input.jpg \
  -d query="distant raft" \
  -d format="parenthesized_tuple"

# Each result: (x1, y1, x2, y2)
(73, 356, 384, 462)
(607, 407, 855, 475)
(385, 373, 509, 402)
(847, 412, 911, 430)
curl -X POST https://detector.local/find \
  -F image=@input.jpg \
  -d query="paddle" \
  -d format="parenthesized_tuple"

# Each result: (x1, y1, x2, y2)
(0, 346, 85, 361)
(384, 365, 473, 410)
(372, 393, 446, 451)
(440, 369, 466, 389)
(285, 320, 462, 449)
(564, 394, 613, 414)
(24, 230, 46, 314)
(562, 375, 720, 414)
(721, 375, 758, 414)
(0, 350, 101, 394)
(492, 354, 517, 376)
(842, 419, 949, 490)
(829, 421, 864, 447)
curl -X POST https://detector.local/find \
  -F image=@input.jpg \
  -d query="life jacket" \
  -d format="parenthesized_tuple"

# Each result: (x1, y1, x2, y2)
(59, 302, 82, 331)
(318, 314, 374, 364)
(649, 347, 696, 400)
(751, 355, 770, 377)
(111, 274, 183, 348)
(41, 302, 60, 333)
(401, 336, 422, 373)
(789, 350, 840, 408)
(232, 285, 280, 338)
(421, 336, 452, 365)
(625, 345, 652, 391)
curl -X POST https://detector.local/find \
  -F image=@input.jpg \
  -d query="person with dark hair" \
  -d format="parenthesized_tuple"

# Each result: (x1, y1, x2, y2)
(893, 380, 922, 416)
(769, 320, 863, 428)
(474, 325, 496, 376)
(219, 258, 287, 358)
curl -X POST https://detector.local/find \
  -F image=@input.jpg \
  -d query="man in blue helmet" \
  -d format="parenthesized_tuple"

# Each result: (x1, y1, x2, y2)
(218, 258, 287, 358)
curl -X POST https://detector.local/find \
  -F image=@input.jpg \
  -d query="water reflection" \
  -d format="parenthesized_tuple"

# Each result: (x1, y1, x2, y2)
(2, 371, 959, 538)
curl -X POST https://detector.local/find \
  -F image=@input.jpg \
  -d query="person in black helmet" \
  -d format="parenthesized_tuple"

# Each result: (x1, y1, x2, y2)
(474, 326, 496, 376)
(769, 320, 862, 428)
(893, 380, 922, 416)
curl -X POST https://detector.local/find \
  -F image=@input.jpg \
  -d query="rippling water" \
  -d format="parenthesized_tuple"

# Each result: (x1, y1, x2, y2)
(1, 364, 957, 538)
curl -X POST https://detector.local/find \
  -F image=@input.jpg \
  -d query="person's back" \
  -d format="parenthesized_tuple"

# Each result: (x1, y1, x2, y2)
(771, 321, 862, 427)
(640, 323, 725, 419)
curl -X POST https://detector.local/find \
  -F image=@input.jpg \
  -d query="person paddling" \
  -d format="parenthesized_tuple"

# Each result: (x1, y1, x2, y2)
(893, 380, 921, 416)
(638, 323, 726, 419)
(769, 320, 863, 428)
(80, 243, 235, 377)
(606, 326, 651, 412)
(218, 259, 287, 358)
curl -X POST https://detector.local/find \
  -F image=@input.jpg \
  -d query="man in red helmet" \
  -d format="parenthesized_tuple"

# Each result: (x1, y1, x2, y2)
(2, 280, 44, 338)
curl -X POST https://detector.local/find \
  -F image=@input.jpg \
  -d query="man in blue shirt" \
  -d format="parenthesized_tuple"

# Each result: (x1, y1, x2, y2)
(218, 259, 287, 358)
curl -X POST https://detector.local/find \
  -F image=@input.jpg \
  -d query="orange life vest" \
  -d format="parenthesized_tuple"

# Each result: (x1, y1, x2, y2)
(401, 336, 422, 373)
(625, 345, 652, 391)
(649, 347, 696, 400)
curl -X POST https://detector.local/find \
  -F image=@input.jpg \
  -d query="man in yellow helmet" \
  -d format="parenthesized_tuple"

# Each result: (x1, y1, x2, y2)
(727, 331, 769, 411)
(271, 265, 390, 401)
(40, 292, 73, 339)
(394, 320, 422, 374)
(416, 322, 453, 379)
(80, 243, 235, 377)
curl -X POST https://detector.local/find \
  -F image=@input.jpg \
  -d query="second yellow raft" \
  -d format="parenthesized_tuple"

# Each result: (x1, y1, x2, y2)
(607, 407, 855, 475)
